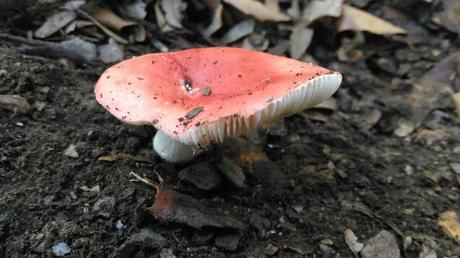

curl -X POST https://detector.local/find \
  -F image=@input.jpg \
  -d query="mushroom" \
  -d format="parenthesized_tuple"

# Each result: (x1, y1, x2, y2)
(94, 47, 342, 163)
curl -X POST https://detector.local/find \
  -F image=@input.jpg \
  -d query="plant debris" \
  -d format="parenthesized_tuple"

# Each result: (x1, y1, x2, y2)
(130, 172, 246, 231)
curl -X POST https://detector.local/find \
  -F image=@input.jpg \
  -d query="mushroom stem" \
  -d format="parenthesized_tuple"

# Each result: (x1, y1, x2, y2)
(153, 130, 200, 163)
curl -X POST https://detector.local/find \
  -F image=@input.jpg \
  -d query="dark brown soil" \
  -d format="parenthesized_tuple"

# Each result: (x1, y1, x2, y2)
(1, 2, 460, 258)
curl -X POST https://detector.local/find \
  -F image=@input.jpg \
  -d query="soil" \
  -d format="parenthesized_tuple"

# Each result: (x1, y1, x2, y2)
(1, 2, 460, 258)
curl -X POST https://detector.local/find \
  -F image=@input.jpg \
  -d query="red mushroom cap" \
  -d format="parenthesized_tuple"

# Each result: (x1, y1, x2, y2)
(95, 47, 341, 146)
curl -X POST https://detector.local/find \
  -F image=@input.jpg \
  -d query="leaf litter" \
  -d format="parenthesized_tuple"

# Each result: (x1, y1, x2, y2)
(130, 172, 246, 231)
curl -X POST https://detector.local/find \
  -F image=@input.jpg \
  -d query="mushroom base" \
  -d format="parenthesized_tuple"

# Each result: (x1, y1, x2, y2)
(153, 130, 201, 163)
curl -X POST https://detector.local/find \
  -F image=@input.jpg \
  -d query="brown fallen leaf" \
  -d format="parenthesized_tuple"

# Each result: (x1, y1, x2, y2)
(98, 152, 153, 163)
(438, 211, 460, 243)
(201, 0, 224, 37)
(155, 1, 175, 33)
(407, 52, 458, 126)
(289, 26, 314, 59)
(35, 10, 76, 38)
(130, 172, 246, 230)
(338, 4, 407, 35)
(0, 95, 31, 113)
(161, 0, 187, 29)
(80, 3, 136, 31)
(453, 92, 460, 118)
(223, 0, 290, 22)
(218, 19, 255, 44)
(433, 0, 460, 34)
(302, 0, 343, 25)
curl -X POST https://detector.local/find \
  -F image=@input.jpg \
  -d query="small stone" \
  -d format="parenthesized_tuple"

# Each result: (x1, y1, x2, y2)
(178, 162, 222, 191)
(63, 144, 79, 158)
(115, 220, 124, 230)
(361, 230, 401, 258)
(450, 163, 460, 175)
(98, 38, 124, 64)
(292, 204, 304, 214)
(249, 213, 271, 233)
(404, 165, 414, 176)
(264, 243, 279, 255)
(92, 196, 116, 219)
(159, 248, 176, 258)
(319, 243, 335, 257)
(119, 228, 168, 257)
(52, 242, 71, 256)
(214, 231, 241, 251)
(453, 146, 460, 154)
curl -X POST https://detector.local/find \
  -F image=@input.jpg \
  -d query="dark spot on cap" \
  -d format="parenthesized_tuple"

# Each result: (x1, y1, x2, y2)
(178, 117, 184, 122)
(195, 121, 201, 126)
(152, 119, 159, 124)
(238, 74, 242, 78)
(213, 60, 218, 64)
(106, 76, 110, 79)
(100, 93, 103, 98)
(185, 106, 203, 120)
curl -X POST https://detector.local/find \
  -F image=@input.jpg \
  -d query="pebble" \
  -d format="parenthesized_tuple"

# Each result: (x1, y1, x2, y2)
(119, 228, 168, 257)
(63, 144, 79, 158)
(178, 161, 222, 191)
(404, 165, 414, 176)
(361, 230, 401, 258)
(450, 163, 460, 175)
(159, 248, 177, 258)
(52, 242, 71, 256)
(214, 231, 241, 251)
(92, 196, 116, 219)
(115, 219, 124, 230)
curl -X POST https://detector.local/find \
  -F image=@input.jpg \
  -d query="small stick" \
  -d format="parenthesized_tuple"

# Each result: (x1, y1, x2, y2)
(129, 171, 160, 190)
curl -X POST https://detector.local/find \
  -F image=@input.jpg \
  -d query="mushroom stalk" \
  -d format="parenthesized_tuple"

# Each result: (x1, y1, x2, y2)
(153, 130, 200, 163)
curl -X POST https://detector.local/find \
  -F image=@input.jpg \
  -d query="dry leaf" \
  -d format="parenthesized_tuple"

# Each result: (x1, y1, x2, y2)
(76, 9, 129, 44)
(202, 0, 224, 37)
(130, 172, 246, 230)
(302, 0, 343, 25)
(120, 0, 147, 20)
(219, 19, 255, 44)
(438, 211, 460, 243)
(407, 52, 458, 126)
(98, 152, 152, 163)
(344, 228, 364, 254)
(289, 26, 314, 59)
(223, 0, 290, 22)
(338, 4, 407, 35)
(35, 11, 77, 38)
(98, 38, 124, 64)
(161, 0, 187, 29)
(0, 95, 31, 113)
(241, 32, 269, 51)
(453, 92, 460, 118)
(81, 3, 136, 31)
(433, 0, 460, 34)
(286, 0, 301, 19)
(155, 1, 175, 32)
(64, 20, 93, 34)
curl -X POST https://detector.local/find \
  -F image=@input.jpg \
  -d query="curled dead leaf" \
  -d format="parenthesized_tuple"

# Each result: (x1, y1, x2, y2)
(0, 95, 31, 113)
(35, 11, 76, 38)
(338, 4, 407, 35)
(302, 0, 343, 25)
(223, 0, 290, 22)
(438, 211, 460, 243)
(130, 172, 246, 231)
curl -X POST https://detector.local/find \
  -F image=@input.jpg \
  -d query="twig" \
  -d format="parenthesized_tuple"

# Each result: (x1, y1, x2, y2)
(75, 9, 128, 44)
